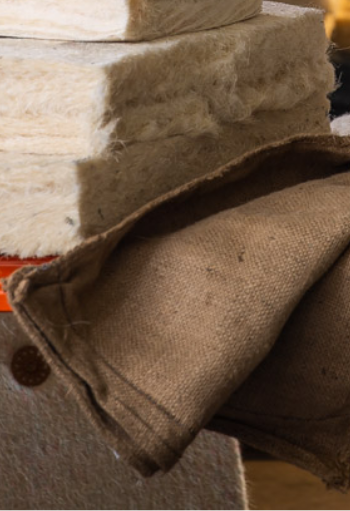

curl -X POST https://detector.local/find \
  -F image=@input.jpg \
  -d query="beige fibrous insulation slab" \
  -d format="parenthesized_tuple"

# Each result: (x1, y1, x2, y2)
(0, 2, 334, 256)
(0, 2, 334, 159)
(1, 94, 331, 257)
(0, 0, 262, 42)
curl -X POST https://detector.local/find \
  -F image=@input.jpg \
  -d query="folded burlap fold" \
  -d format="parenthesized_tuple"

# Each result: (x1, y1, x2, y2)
(4, 135, 350, 486)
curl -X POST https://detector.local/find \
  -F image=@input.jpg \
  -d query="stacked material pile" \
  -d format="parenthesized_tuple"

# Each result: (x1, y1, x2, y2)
(1, 1, 334, 257)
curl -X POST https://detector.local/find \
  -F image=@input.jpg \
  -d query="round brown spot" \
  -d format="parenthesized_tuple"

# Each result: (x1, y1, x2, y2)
(11, 345, 50, 387)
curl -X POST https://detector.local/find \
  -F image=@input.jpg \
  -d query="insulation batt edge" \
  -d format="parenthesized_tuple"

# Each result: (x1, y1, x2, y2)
(0, 0, 262, 41)
(0, 94, 331, 257)
(0, 2, 334, 158)
(0, 1, 335, 256)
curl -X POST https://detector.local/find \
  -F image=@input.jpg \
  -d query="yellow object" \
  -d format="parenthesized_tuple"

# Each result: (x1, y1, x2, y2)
(325, 0, 350, 48)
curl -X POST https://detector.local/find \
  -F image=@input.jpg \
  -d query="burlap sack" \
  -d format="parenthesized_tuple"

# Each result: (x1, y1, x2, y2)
(209, 244, 350, 490)
(4, 134, 350, 485)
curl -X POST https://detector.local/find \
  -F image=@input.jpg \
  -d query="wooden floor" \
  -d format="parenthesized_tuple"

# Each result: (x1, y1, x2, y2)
(245, 461, 350, 510)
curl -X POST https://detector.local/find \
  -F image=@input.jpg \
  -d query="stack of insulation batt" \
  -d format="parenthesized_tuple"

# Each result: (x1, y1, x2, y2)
(0, 0, 334, 257)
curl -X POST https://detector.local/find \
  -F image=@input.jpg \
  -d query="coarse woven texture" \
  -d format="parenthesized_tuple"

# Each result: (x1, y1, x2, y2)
(0, 0, 262, 42)
(1, 93, 331, 257)
(0, 316, 247, 510)
(5, 134, 350, 489)
(0, 2, 334, 159)
(332, 114, 350, 136)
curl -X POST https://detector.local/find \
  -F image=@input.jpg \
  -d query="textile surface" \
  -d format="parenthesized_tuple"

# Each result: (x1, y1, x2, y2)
(0, 313, 247, 509)
(5, 134, 350, 488)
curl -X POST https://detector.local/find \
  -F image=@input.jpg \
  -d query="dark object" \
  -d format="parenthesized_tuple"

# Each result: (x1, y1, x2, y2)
(11, 345, 51, 387)
(330, 49, 350, 118)
(242, 445, 275, 461)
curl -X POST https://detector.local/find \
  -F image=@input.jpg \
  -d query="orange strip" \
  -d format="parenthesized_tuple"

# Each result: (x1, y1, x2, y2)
(0, 256, 56, 312)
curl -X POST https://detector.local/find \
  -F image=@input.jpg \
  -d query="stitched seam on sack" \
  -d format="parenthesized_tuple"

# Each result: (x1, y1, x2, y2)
(97, 353, 196, 439)
(16, 302, 156, 468)
(82, 373, 181, 460)
(56, 267, 193, 453)
(56, 263, 196, 439)
(11, 243, 196, 442)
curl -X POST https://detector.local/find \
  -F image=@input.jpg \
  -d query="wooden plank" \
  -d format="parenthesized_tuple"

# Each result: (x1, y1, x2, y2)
(245, 461, 350, 510)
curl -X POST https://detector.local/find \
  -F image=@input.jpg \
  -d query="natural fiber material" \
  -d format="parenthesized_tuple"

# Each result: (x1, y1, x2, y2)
(0, 2, 334, 159)
(0, 0, 261, 42)
(5, 134, 350, 489)
(332, 114, 350, 136)
(0, 317, 247, 510)
(1, 94, 330, 257)
(209, 244, 350, 490)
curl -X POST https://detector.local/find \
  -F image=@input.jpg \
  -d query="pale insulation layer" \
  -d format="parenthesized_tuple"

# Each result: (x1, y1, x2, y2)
(0, 2, 334, 158)
(0, 93, 330, 257)
(0, 0, 262, 41)
(331, 115, 350, 137)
